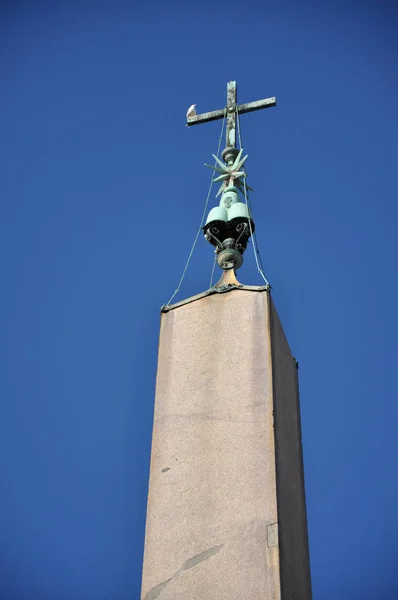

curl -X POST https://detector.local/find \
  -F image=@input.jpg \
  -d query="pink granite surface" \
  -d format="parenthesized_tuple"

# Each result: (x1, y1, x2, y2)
(141, 290, 281, 600)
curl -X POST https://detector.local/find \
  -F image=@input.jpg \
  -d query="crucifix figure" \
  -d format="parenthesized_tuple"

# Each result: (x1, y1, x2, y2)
(186, 81, 276, 162)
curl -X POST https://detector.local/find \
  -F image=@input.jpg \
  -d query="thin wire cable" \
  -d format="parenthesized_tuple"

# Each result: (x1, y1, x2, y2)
(209, 253, 217, 288)
(236, 107, 271, 288)
(164, 113, 226, 306)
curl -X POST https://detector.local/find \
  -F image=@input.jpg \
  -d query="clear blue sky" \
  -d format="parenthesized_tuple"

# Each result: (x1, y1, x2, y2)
(1, 1, 398, 598)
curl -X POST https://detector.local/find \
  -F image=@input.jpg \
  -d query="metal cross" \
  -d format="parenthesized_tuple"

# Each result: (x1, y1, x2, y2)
(186, 81, 276, 151)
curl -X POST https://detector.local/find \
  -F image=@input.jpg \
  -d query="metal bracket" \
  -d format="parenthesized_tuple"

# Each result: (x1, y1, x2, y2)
(205, 228, 224, 249)
(213, 283, 243, 293)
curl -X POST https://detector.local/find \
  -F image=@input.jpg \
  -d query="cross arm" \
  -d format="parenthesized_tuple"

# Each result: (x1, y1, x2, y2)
(186, 108, 225, 127)
(237, 96, 276, 115)
(186, 96, 276, 127)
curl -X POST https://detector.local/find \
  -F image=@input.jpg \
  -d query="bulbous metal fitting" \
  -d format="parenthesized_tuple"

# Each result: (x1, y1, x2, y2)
(221, 146, 240, 165)
(216, 248, 243, 270)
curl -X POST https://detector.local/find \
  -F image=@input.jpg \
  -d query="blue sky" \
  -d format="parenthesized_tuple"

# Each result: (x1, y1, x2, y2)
(1, 1, 398, 598)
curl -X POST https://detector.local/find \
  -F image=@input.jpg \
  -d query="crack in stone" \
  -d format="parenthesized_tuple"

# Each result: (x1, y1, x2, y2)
(143, 543, 224, 600)
(156, 413, 258, 424)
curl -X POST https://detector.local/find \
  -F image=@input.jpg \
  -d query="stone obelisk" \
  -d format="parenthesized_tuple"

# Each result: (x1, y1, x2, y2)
(141, 82, 312, 600)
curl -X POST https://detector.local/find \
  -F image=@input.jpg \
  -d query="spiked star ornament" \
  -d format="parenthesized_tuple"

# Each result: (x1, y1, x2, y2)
(205, 148, 254, 197)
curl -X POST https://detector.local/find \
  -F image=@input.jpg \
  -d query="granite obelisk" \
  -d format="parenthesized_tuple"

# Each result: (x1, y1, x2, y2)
(141, 82, 312, 600)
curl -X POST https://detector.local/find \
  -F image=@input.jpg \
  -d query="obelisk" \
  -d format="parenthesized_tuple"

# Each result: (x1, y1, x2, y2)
(141, 83, 312, 600)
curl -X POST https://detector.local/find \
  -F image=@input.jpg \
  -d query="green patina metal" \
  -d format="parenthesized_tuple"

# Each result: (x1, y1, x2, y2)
(205, 147, 252, 197)
(161, 283, 270, 313)
(186, 81, 277, 278)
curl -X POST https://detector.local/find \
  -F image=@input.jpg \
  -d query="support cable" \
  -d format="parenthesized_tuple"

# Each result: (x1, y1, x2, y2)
(164, 113, 226, 307)
(236, 108, 271, 288)
(209, 253, 217, 288)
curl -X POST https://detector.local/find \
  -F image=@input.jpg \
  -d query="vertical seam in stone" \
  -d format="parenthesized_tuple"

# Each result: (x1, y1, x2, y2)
(266, 292, 282, 598)
(267, 522, 279, 547)
(268, 293, 285, 600)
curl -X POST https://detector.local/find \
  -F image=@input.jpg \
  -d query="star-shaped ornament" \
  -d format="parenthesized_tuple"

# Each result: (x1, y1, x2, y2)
(205, 148, 254, 197)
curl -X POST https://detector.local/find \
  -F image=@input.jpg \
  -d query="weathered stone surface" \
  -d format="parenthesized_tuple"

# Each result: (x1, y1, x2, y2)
(141, 289, 311, 600)
(270, 301, 312, 600)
